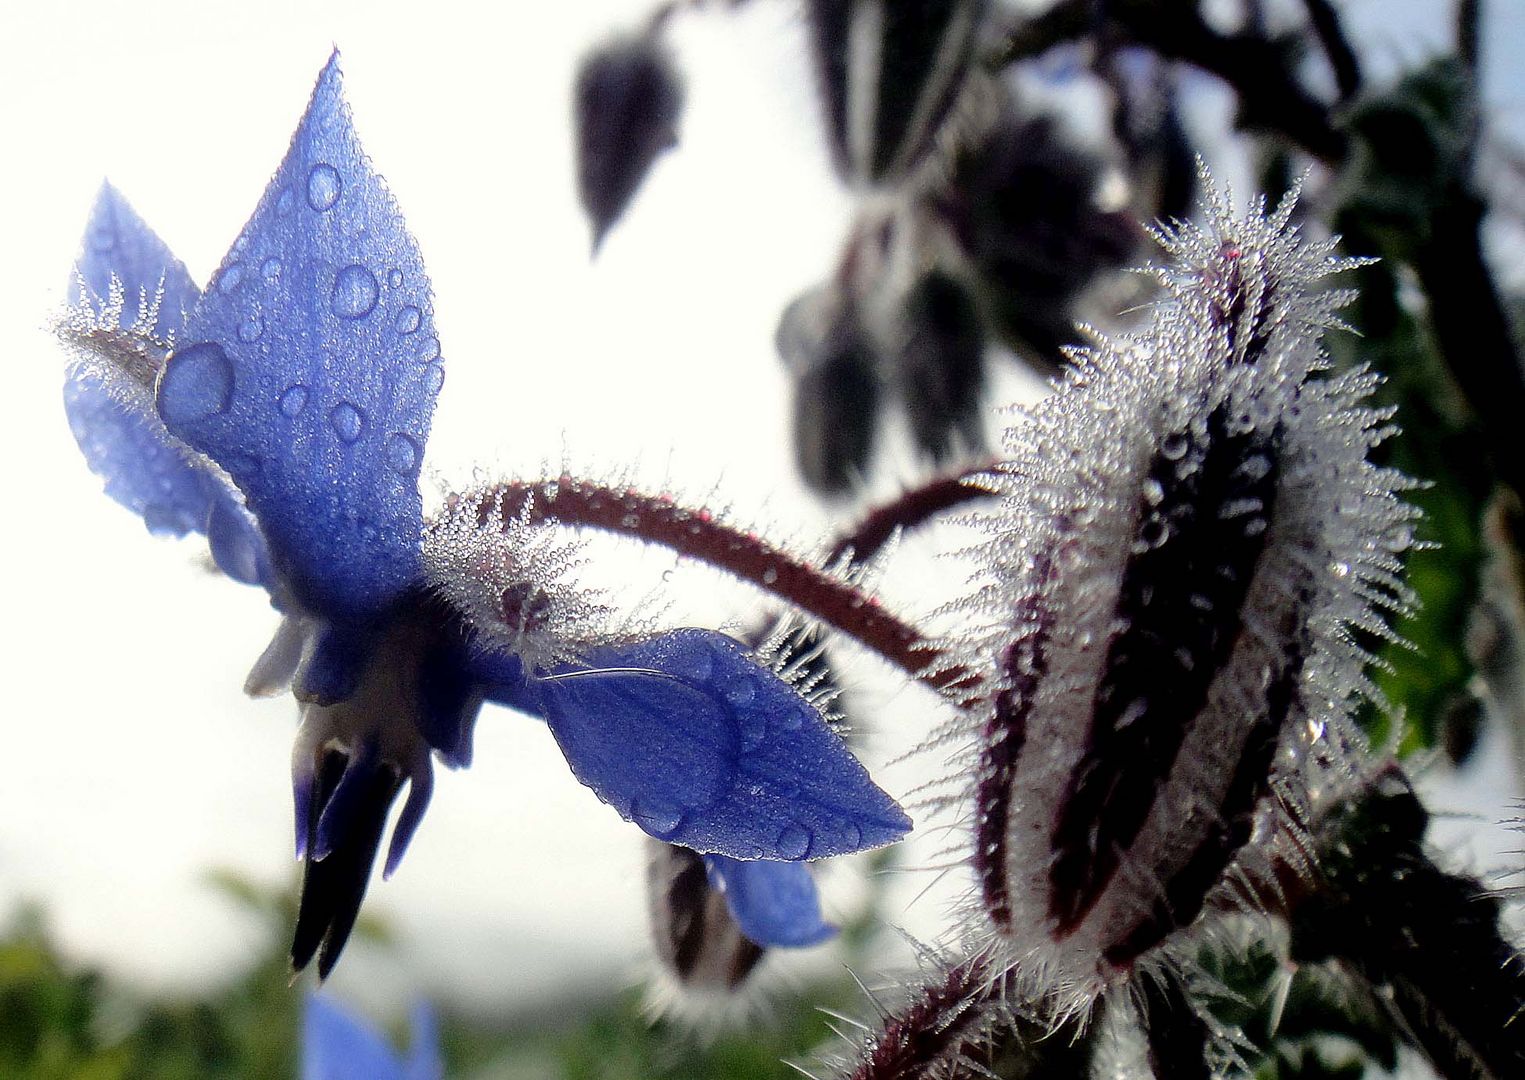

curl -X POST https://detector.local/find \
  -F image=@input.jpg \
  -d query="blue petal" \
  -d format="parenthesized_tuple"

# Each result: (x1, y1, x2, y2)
(207, 486, 274, 587)
(158, 52, 443, 617)
(301, 994, 406, 1080)
(532, 628, 912, 859)
(64, 368, 213, 538)
(468, 649, 546, 721)
(71, 180, 199, 339)
(402, 1003, 443, 1080)
(296, 620, 376, 706)
(418, 641, 490, 767)
(704, 854, 837, 948)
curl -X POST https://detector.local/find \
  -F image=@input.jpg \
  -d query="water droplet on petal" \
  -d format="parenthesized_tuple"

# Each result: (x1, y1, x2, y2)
(331, 265, 379, 319)
(1161, 432, 1189, 461)
(278, 384, 309, 418)
(394, 305, 421, 334)
(775, 823, 812, 860)
(387, 269, 403, 288)
(422, 363, 445, 395)
(632, 801, 683, 838)
(306, 163, 342, 211)
(385, 432, 422, 476)
(237, 311, 264, 343)
(160, 342, 234, 424)
(218, 262, 245, 294)
(261, 257, 282, 283)
(740, 712, 766, 753)
(329, 401, 366, 443)
(276, 187, 296, 215)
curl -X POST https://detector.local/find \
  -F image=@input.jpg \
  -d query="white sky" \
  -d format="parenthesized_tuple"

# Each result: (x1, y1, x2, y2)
(1, 0, 1521, 1032)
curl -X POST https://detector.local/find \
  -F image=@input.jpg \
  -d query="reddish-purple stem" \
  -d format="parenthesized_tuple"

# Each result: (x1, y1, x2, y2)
(849, 954, 1000, 1080)
(461, 476, 984, 698)
(828, 466, 994, 566)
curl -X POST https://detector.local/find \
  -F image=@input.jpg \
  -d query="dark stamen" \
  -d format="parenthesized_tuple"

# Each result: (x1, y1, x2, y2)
(291, 751, 404, 978)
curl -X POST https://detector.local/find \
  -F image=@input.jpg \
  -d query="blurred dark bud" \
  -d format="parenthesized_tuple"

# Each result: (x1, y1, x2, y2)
(890, 269, 986, 462)
(573, 32, 685, 253)
(1100, 46, 1196, 223)
(930, 104, 1137, 372)
(647, 841, 765, 991)
(805, 0, 989, 187)
(1437, 688, 1484, 766)
(778, 285, 883, 495)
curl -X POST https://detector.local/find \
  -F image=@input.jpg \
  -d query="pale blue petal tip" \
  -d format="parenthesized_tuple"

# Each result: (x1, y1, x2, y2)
(158, 53, 442, 617)
(538, 628, 912, 860)
(73, 181, 200, 339)
(302, 993, 421, 1080)
(705, 854, 837, 949)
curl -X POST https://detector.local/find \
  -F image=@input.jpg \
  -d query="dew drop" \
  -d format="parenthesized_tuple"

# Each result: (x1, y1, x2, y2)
(261, 257, 282, 283)
(278, 384, 309, 418)
(217, 262, 245, 294)
(724, 679, 756, 708)
(385, 432, 422, 476)
(331, 265, 379, 319)
(774, 823, 812, 860)
(1142, 478, 1165, 506)
(394, 305, 421, 334)
(632, 801, 683, 838)
(387, 269, 403, 288)
(329, 401, 366, 443)
(422, 363, 445, 395)
(740, 713, 767, 753)
(1161, 432, 1189, 461)
(1139, 517, 1170, 549)
(237, 311, 264, 343)
(276, 187, 296, 215)
(306, 163, 342, 211)
(159, 342, 234, 424)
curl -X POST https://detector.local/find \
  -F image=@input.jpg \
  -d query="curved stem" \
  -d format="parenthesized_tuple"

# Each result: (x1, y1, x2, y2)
(828, 466, 993, 566)
(459, 476, 982, 699)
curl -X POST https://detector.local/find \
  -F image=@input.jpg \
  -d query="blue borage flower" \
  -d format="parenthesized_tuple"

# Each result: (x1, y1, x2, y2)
(57, 51, 910, 979)
(302, 994, 440, 1080)
(926, 176, 1416, 1016)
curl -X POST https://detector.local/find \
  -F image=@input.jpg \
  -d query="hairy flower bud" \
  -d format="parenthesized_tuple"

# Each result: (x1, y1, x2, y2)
(941, 179, 1415, 1009)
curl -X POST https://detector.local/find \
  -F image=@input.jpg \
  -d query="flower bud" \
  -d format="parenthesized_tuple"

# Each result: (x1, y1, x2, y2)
(946, 180, 1415, 1007)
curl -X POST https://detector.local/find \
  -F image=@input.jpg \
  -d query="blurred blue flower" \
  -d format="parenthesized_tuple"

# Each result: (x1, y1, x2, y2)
(302, 994, 441, 1080)
(60, 51, 908, 977)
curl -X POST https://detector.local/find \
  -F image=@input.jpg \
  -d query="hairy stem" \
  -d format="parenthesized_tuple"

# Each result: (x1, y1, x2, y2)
(461, 477, 981, 698)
